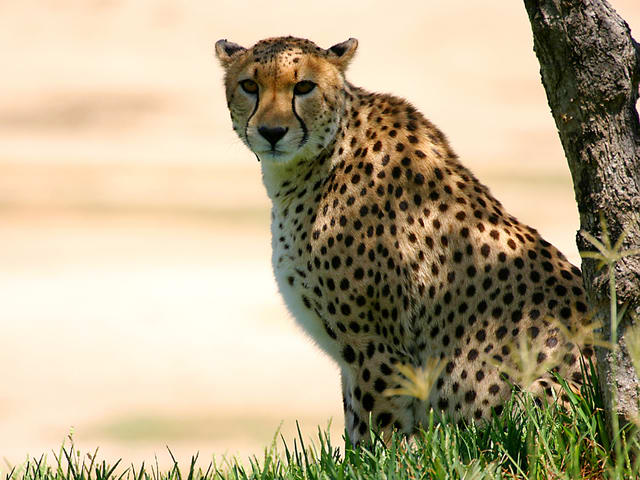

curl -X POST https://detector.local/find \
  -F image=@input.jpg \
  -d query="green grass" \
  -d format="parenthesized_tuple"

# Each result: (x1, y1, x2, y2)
(4, 365, 640, 480)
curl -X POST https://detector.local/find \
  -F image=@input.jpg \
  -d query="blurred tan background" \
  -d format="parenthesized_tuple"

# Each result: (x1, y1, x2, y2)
(1, 0, 639, 469)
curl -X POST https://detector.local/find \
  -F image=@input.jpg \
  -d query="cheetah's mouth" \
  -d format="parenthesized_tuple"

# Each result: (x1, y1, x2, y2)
(255, 145, 302, 164)
(258, 148, 288, 160)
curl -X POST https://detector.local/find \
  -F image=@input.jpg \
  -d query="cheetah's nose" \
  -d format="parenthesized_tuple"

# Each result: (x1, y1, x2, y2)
(258, 126, 288, 148)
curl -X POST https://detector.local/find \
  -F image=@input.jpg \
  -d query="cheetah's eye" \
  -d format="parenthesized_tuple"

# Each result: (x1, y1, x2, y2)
(294, 81, 316, 95)
(239, 79, 258, 94)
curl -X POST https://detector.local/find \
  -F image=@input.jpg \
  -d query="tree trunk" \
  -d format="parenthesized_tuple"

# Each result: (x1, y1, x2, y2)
(523, 0, 640, 427)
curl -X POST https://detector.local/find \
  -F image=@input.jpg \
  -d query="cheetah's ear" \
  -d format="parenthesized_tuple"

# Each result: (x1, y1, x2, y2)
(215, 39, 247, 67)
(326, 38, 358, 71)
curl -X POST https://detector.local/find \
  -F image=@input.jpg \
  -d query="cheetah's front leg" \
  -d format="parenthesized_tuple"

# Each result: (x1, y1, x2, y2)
(340, 362, 415, 445)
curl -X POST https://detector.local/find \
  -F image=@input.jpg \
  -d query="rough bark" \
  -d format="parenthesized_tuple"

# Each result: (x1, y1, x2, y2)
(523, 0, 640, 425)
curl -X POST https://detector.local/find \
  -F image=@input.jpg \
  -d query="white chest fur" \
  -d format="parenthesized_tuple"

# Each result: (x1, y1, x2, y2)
(270, 211, 342, 363)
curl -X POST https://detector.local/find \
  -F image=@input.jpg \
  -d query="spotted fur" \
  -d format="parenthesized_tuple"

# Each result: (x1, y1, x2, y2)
(215, 36, 594, 444)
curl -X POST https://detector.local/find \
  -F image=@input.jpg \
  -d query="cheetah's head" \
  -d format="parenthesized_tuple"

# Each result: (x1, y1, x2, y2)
(215, 36, 358, 164)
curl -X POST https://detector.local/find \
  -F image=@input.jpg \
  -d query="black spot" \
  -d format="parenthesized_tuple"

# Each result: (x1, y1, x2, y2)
(380, 363, 392, 375)
(564, 353, 576, 366)
(366, 342, 375, 358)
(496, 326, 507, 339)
(374, 378, 387, 393)
(376, 412, 392, 427)
(446, 361, 454, 373)
(343, 345, 356, 363)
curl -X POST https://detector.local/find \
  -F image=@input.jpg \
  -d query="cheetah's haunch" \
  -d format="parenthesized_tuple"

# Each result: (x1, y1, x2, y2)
(215, 36, 594, 444)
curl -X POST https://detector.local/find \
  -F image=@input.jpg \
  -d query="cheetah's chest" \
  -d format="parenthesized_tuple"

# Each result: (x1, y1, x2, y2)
(270, 210, 342, 362)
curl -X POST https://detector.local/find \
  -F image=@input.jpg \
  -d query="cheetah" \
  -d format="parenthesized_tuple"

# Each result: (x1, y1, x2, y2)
(215, 36, 594, 444)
